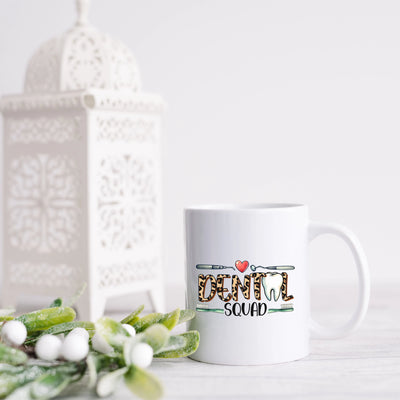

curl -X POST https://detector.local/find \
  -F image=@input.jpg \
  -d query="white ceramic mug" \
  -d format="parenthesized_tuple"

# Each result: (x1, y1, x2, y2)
(185, 204, 370, 365)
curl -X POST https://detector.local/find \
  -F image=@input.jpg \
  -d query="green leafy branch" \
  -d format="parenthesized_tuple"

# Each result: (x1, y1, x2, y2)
(0, 298, 199, 400)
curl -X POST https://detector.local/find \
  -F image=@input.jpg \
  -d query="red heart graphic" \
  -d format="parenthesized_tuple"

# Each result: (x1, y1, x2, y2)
(235, 260, 249, 273)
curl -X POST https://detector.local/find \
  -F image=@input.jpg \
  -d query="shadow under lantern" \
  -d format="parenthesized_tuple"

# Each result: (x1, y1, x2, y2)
(0, 0, 165, 320)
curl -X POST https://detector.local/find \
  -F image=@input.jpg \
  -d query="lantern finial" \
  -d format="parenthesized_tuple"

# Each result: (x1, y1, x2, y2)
(76, 0, 91, 25)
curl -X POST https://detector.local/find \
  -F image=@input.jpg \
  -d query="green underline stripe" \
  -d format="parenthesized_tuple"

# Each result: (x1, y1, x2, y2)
(196, 307, 225, 314)
(268, 307, 294, 313)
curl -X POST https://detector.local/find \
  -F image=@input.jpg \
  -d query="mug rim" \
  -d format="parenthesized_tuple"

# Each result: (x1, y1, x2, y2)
(185, 203, 306, 211)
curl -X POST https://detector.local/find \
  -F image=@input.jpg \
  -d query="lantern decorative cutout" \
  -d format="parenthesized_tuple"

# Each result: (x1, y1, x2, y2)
(0, 0, 165, 320)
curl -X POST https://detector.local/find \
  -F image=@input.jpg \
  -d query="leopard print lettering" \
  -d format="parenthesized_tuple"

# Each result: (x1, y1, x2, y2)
(232, 274, 251, 301)
(198, 274, 217, 302)
(281, 272, 294, 301)
(250, 272, 267, 300)
(217, 274, 233, 302)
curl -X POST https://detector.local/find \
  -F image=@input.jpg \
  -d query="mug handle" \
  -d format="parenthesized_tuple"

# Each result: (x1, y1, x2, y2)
(308, 221, 370, 339)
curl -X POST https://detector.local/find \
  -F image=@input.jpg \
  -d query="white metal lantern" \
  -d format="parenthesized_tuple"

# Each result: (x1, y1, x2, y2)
(0, 0, 165, 320)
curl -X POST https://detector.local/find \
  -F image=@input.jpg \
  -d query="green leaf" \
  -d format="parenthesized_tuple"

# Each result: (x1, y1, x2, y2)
(25, 321, 95, 345)
(95, 317, 130, 352)
(0, 365, 25, 374)
(154, 331, 200, 358)
(49, 298, 63, 308)
(0, 309, 15, 322)
(86, 354, 99, 389)
(0, 316, 14, 322)
(0, 309, 15, 317)
(0, 343, 27, 366)
(30, 371, 72, 400)
(154, 335, 186, 355)
(139, 324, 170, 353)
(133, 309, 181, 333)
(0, 373, 20, 398)
(178, 309, 196, 325)
(96, 367, 128, 397)
(16, 307, 76, 333)
(4, 382, 35, 400)
(132, 313, 163, 333)
(158, 308, 180, 330)
(120, 305, 145, 325)
(124, 365, 163, 400)
(86, 353, 124, 389)
(0, 365, 48, 398)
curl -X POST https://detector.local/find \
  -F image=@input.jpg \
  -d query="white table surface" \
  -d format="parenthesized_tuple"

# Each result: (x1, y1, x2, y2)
(52, 284, 400, 399)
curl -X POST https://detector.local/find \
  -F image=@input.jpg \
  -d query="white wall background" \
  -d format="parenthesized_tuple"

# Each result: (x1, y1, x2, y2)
(1, 0, 399, 296)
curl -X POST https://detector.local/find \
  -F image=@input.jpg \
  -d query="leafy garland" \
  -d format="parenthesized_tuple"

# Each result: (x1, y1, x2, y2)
(0, 297, 199, 400)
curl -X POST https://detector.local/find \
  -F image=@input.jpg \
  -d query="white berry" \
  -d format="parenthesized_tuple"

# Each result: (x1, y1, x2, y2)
(1, 320, 27, 346)
(130, 343, 153, 368)
(68, 327, 89, 342)
(61, 334, 89, 361)
(91, 333, 113, 354)
(122, 324, 136, 337)
(35, 334, 62, 361)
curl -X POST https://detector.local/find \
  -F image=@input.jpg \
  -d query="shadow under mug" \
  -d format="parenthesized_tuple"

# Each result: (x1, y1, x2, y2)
(185, 203, 370, 365)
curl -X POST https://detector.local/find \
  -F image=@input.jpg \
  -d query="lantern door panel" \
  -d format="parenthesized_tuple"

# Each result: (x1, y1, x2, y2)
(2, 110, 88, 302)
(89, 110, 163, 298)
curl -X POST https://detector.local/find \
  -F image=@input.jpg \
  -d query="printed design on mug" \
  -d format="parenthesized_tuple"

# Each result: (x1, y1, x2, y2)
(195, 260, 295, 317)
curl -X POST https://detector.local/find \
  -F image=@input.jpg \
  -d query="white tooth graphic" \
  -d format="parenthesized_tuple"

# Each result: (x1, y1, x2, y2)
(262, 273, 283, 301)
